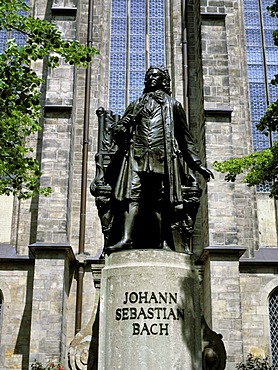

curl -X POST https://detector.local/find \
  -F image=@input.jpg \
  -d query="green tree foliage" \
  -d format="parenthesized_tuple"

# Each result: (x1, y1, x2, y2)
(213, 1, 278, 199)
(267, 0, 278, 18)
(236, 353, 272, 370)
(0, 0, 99, 199)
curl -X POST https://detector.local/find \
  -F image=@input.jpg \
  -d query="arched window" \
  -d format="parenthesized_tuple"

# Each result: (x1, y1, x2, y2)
(269, 287, 278, 367)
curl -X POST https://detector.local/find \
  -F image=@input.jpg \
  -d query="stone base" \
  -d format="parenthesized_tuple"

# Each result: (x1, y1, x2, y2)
(98, 250, 202, 370)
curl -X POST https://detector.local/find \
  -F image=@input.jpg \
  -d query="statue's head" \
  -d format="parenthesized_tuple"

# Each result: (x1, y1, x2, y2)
(143, 66, 171, 94)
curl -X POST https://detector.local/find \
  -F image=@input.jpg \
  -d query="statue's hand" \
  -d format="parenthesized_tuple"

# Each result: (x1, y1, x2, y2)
(119, 114, 133, 128)
(197, 166, 214, 182)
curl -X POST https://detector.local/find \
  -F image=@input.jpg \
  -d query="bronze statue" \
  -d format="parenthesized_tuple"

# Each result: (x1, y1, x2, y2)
(91, 66, 213, 255)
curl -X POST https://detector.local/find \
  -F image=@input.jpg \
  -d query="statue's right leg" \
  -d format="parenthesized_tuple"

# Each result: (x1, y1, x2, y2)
(105, 201, 139, 255)
(106, 170, 141, 255)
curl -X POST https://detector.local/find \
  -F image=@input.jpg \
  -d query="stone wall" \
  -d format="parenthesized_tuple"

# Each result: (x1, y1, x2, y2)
(0, 196, 13, 243)
(256, 194, 278, 247)
(200, 0, 259, 255)
(28, 244, 75, 367)
(0, 260, 33, 369)
(187, 0, 210, 253)
(9, 0, 109, 256)
(198, 1, 270, 368)
(240, 266, 278, 360)
(201, 247, 245, 369)
(68, 0, 111, 256)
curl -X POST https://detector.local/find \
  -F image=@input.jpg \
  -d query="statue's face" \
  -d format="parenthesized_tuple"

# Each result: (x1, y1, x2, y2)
(144, 68, 164, 92)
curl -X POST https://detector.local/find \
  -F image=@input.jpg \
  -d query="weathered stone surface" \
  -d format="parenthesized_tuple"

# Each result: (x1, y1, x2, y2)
(98, 250, 202, 370)
(28, 243, 75, 367)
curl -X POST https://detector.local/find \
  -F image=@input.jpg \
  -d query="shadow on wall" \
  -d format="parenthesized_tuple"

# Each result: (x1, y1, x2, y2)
(178, 275, 202, 369)
(29, 0, 63, 247)
(14, 264, 34, 370)
(178, 275, 227, 370)
(87, 300, 100, 370)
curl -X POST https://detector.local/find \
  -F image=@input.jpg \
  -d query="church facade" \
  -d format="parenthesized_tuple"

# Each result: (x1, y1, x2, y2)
(0, 0, 277, 369)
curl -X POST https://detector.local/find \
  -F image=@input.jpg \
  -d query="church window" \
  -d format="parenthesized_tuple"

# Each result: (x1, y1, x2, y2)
(0, 1, 29, 53)
(243, 0, 278, 193)
(109, 0, 166, 114)
(269, 287, 278, 367)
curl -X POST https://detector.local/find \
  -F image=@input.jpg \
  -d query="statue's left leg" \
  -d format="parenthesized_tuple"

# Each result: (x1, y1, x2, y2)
(152, 175, 173, 249)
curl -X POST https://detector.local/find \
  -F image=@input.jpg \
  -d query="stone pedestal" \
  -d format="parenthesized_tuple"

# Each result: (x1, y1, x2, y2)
(98, 250, 202, 370)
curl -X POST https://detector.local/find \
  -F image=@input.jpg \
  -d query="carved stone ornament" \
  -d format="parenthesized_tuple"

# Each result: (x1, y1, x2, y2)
(202, 316, 227, 370)
(68, 264, 104, 370)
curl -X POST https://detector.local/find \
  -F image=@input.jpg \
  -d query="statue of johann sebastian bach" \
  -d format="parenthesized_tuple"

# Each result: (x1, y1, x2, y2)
(92, 66, 213, 255)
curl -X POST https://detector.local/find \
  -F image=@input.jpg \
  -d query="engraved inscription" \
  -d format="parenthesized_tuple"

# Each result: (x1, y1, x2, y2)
(115, 291, 184, 336)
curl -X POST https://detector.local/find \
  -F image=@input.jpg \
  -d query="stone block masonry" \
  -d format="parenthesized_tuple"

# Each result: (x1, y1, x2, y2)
(28, 243, 75, 367)
(200, 0, 259, 253)
(0, 259, 33, 369)
(200, 246, 246, 369)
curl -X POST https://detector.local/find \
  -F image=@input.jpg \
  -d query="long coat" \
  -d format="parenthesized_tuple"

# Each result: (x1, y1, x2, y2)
(112, 91, 201, 206)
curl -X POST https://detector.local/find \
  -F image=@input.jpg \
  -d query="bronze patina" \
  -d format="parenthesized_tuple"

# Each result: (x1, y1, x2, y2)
(91, 66, 213, 256)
